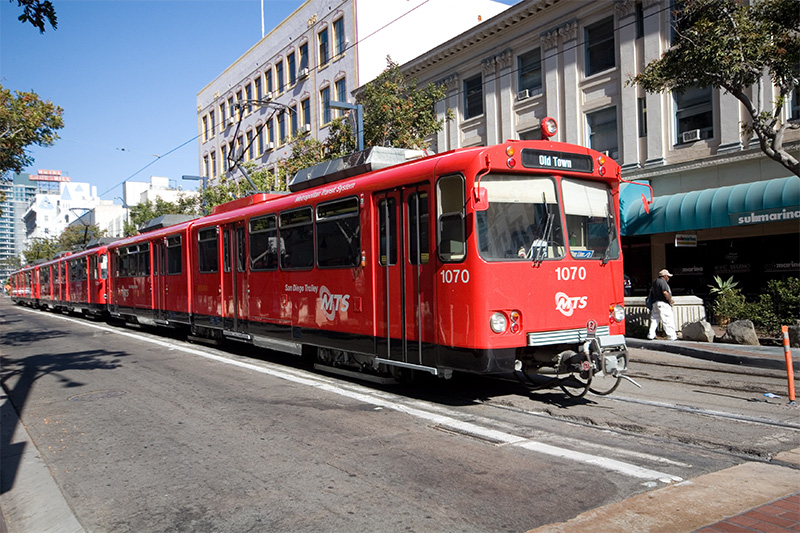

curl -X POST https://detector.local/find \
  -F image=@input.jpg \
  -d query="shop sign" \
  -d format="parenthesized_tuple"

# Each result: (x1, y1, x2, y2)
(675, 234, 697, 247)
(733, 207, 800, 226)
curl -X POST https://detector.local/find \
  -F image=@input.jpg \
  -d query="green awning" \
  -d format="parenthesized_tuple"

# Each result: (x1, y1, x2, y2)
(621, 176, 800, 236)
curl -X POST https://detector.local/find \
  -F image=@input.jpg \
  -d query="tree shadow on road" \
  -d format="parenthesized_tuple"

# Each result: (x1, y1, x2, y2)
(0, 347, 128, 495)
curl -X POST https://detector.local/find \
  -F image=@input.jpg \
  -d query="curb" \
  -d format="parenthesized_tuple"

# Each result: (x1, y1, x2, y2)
(627, 338, 799, 372)
(528, 453, 800, 533)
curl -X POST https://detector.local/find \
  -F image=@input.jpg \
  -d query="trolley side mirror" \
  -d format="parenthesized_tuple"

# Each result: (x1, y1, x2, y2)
(472, 187, 488, 211)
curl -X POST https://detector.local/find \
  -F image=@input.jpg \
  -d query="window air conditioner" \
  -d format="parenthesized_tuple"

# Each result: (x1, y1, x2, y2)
(298, 68, 310, 79)
(517, 89, 530, 101)
(682, 129, 701, 143)
(264, 92, 273, 102)
(302, 124, 312, 134)
(267, 142, 275, 150)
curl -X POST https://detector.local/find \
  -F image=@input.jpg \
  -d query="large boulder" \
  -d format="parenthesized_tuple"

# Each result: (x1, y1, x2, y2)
(718, 319, 760, 346)
(682, 320, 715, 342)
(788, 321, 800, 348)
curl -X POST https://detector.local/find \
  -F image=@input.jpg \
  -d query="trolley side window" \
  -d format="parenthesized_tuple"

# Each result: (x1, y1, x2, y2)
(249, 215, 278, 271)
(562, 179, 619, 261)
(408, 192, 429, 265)
(317, 197, 360, 268)
(100, 253, 108, 280)
(437, 175, 466, 262)
(236, 227, 246, 273)
(279, 208, 314, 270)
(198, 227, 219, 273)
(378, 198, 397, 266)
(166, 235, 182, 275)
(138, 244, 150, 276)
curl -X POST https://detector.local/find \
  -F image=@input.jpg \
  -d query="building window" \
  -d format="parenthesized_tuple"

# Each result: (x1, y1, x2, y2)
(586, 107, 619, 160)
(276, 62, 284, 94)
(333, 17, 345, 57)
(301, 98, 311, 130)
(675, 86, 713, 143)
(210, 151, 217, 177)
(321, 86, 331, 124)
(790, 85, 800, 121)
(266, 70, 273, 95)
(585, 17, 615, 76)
(235, 90, 243, 118)
(278, 112, 286, 144)
(203, 155, 209, 178)
(220, 102, 227, 128)
(335, 78, 347, 117)
(463, 74, 483, 120)
(255, 77, 262, 102)
(290, 104, 298, 136)
(635, 1, 644, 39)
(228, 96, 235, 121)
(247, 130, 254, 160)
(209, 110, 216, 138)
(245, 84, 252, 113)
(299, 43, 309, 72)
(202, 115, 209, 142)
(638, 97, 647, 137)
(266, 118, 274, 147)
(222, 145, 228, 172)
(318, 27, 329, 66)
(288, 52, 296, 86)
(257, 126, 264, 155)
(518, 49, 542, 96)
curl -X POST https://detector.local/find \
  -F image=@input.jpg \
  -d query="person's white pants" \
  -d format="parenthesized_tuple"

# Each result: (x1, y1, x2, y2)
(648, 301, 677, 340)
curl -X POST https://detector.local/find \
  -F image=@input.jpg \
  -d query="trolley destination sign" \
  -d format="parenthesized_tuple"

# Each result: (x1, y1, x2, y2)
(521, 149, 594, 174)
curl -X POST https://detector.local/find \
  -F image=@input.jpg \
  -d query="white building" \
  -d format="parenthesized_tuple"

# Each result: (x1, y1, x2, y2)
(23, 181, 103, 244)
(196, 0, 510, 184)
(398, 0, 799, 297)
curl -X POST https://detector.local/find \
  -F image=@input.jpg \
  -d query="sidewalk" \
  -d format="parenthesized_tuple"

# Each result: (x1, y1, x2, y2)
(628, 336, 798, 372)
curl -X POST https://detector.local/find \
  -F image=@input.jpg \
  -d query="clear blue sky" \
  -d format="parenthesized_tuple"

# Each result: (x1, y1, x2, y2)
(1, 0, 517, 203)
(1, 0, 301, 201)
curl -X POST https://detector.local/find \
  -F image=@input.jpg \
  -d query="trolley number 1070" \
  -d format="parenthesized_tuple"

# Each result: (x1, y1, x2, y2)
(555, 266, 587, 281)
(440, 268, 470, 284)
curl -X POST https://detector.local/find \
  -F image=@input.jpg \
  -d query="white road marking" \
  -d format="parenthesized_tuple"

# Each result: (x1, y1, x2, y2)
(18, 308, 684, 483)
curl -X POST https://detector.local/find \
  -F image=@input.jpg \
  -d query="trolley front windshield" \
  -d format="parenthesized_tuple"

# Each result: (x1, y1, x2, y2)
(476, 173, 619, 262)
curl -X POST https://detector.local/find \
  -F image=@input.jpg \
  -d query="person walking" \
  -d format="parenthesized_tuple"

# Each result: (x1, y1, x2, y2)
(647, 269, 678, 341)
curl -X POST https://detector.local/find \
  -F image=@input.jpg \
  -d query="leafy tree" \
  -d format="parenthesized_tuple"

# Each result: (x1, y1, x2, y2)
(22, 236, 59, 263)
(124, 195, 200, 236)
(1, 84, 64, 175)
(342, 57, 450, 150)
(59, 222, 103, 250)
(12, 0, 57, 32)
(630, 0, 800, 176)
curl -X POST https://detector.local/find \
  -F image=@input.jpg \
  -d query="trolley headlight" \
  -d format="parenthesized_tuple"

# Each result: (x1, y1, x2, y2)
(611, 304, 625, 323)
(490, 312, 508, 334)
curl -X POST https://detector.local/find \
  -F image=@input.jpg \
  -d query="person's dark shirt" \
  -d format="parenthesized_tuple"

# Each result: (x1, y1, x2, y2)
(649, 278, 671, 304)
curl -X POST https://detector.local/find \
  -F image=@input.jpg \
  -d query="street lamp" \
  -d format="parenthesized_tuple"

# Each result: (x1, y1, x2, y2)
(329, 101, 364, 152)
(182, 175, 208, 215)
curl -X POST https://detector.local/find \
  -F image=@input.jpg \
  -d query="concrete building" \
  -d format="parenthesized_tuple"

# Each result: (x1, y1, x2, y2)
(398, 0, 799, 297)
(0, 173, 37, 280)
(196, 0, 510, 185)
(23, 180, 104, 246)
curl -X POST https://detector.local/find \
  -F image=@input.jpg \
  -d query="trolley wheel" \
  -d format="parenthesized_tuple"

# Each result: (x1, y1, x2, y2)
(558, 352, 593, 399)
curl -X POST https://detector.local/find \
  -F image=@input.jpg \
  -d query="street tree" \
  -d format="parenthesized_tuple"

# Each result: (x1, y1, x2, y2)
(22, 236, 59, 263)
(12, 0, 57, 32)
(630, 0, 800, 176)
(59, 222, 103, 250)
(124, 195, 200, 236)
(0, 84, 64, 176)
